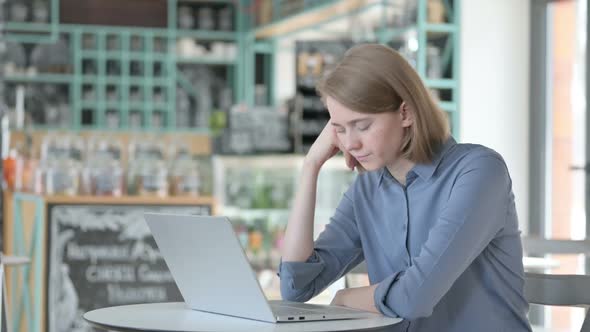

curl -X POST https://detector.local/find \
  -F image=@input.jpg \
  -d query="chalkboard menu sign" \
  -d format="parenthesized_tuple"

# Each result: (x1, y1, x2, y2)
(47, 204, 211, 332)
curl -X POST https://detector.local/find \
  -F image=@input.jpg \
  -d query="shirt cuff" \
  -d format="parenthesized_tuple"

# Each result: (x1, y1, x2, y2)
(278, 251, 325, 289)
(374, 271, 405, 317)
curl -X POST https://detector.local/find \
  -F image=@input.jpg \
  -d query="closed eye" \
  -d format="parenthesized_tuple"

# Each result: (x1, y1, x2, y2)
(332, 125, 346, 134)
(357, 123, 371, 131)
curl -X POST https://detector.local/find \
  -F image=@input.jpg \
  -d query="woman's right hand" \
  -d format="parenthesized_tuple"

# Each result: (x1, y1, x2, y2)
(305, 122, 364, 172)
(304, 122, 340, 171)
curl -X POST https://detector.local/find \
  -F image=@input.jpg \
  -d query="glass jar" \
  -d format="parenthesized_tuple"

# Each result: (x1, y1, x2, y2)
(92, 161, 124, 196)
(137, 161, 168, 197)
(169, 158, 200, 196)
(82, 158, 124, 196)
(128, 137, 166, 161)
(44, 159, 80, 195)
(82, 136, 124, 196)
(41, 133, 84, 163)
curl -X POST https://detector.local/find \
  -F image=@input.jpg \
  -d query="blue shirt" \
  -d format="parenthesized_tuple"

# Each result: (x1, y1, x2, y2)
(279, 137, 532, 331)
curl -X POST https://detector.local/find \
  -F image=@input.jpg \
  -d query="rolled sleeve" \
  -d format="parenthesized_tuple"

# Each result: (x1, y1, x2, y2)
(376, 155, 510, 319)
(374, 271, 405, 317)
(278, 185, 363, 303)
(278, 252, 326, 301)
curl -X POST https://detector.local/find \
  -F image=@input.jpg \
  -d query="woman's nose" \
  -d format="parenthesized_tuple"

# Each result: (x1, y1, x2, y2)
(343, 132, 361, 151)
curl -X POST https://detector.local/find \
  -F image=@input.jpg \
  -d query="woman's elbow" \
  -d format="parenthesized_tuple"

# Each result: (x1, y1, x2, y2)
(383, 299, 434, 320)
(280, 280, 315, 302)
(398, 302, 434, 320)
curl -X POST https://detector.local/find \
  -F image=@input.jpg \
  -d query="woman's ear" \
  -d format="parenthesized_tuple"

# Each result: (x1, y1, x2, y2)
(400, 102, 414, 128)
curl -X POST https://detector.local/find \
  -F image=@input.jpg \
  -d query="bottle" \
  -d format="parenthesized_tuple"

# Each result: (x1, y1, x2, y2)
(15, 145, 37, 193)
(2, 148, 17, 190)
(197, 6, 214, 30)
(32, 0, 48, 23)
(137, 160, 168, 197)
(177, 6, 194, 29)
(217, 6, 233, 31)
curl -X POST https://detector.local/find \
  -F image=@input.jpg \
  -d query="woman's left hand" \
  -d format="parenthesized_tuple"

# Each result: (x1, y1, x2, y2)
(330, 285, 381, 313)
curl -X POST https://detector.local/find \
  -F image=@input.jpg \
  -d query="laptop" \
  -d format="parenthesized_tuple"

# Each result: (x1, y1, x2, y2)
(144, 212, 377, 323)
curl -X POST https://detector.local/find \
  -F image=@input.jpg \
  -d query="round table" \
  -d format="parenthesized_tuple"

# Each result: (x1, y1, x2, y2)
(84, 302, 401, 332)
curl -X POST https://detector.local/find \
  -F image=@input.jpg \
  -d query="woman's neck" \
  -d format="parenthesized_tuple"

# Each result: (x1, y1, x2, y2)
(386, 158, 415, 186)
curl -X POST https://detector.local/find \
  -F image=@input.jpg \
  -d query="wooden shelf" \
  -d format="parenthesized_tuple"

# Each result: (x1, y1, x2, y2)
(254, 0, 367, 39)
(4, 73, 72, 84)
(175, 29, 237, 40)
(175, 56, 236, 65)
(42, 194, 216, 206)
(4, 191, 217, 214)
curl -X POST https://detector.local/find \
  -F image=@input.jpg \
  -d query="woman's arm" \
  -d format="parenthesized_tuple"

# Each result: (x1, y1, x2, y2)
(281, 161, 321, 262)
(282, 123, 343, 261)
(374, 154, 512, 319)
(279, 123, 364, 302)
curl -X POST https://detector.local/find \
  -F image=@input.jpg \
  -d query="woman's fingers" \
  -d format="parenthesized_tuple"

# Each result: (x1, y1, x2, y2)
(344, 151, 356, 170)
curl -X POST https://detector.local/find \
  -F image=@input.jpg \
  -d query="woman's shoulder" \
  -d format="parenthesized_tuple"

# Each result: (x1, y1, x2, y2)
(439, 143, 514, 195)
(441, 142, 509, 175)
(452, 143, 505, 161)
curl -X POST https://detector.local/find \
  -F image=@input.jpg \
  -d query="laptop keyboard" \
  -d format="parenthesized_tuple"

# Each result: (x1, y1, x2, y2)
(272, 304, 324, 316)
(271, 302, 362, 315)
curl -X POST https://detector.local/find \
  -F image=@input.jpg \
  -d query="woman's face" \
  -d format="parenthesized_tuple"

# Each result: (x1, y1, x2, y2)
(326, 96, 413, 171)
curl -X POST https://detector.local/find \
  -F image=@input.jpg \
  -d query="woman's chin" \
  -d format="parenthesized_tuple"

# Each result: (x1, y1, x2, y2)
(356, 161, 380, 172)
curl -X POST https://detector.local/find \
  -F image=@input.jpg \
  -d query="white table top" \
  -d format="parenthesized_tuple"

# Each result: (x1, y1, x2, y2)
(522, 256, 560, 270)
(84, 302, 401, 332)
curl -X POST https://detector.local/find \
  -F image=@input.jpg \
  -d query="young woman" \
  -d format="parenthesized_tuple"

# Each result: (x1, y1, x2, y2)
(279, 44, 532, 331)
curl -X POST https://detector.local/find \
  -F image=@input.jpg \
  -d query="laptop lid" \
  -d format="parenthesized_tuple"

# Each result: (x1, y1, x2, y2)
(144, 213, 276, 322)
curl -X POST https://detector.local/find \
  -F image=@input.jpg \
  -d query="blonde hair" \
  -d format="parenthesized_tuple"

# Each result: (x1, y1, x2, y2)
(316, 44, 449, 164)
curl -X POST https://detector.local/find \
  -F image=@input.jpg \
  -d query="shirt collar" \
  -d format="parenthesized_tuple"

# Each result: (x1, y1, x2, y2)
(378, 136, 457, 186)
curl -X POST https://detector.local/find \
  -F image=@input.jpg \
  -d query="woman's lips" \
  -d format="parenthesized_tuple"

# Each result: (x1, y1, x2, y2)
(354, 154, 371, 162)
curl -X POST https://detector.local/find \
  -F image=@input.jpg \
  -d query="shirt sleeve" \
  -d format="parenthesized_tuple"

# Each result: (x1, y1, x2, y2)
(374, 154, 511, 319)
(279, 185, 364, 302)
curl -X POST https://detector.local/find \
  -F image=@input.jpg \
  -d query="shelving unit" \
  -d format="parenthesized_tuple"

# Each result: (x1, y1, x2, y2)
(1, 0, 59, 44)
(2, 0, 460, 137)
(250, 0, 461, 138)
(2, 0, 240, 131)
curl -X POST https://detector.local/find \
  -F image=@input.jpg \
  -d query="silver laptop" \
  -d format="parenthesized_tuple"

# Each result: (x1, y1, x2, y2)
(144, 212, 376, 323)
